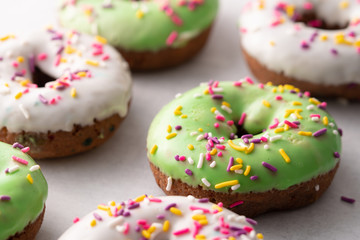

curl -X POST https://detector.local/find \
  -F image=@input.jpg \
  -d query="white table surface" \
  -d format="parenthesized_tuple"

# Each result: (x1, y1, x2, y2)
(0, 1, 359, 239)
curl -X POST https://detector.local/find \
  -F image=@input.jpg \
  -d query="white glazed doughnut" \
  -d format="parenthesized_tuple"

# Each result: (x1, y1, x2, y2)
(59, 195, 264, 240)
(0, 27, 132, 158)
(239, 0, 360, 97)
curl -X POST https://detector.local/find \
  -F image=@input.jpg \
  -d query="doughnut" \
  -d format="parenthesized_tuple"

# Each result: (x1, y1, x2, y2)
(147, 79, 342, 217)
(58, 0, 219, 71)
(0, 27, 132, 159)
(239, 0, 360, 99)
(0, 142, 48, 240)
(59, 195, 264, 239)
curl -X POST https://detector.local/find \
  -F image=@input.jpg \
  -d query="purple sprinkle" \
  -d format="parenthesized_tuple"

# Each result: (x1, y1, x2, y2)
(208, 80, 214, 86)
(313, 128, 327, 137)
(293, 121, 301, 125)
(117, 209, 124, 216)
(29, 55, 35, 73)
(123, 211, 131, 217)
(174, 155, 179, 161)
(250, 175, 258, 181)
(185, 169, 193, 176)
(51, 35, 63, 41)
(11, 72, 24, 81)
(243, 138, 250, 144)
(241, 134, 253, 139)
(301, 40, 310, 49)
(205, 144, 212, 151)
(309, 32, 318, 42)
(38, 94, 48, 104)
(214, 226, 220, 231)
(0, 195, 11, 201)
(317, 103, 326, 110)
(334, 152, 340, 158)
(338, 128, 343, 136)
(227, 157, 234, 172)
(250, 138, 261, 143)
(47, 29, 56, 34)
(56, 85, 66, 90)
(135, 226, 141, 232)
(156, 214, 165, 220)
(175, 125, 182, 131)
(211, 137, 220, 144)
(93, 212, 102, 221)
(0, 57, 3, 61)
(198, 198, 209, 203)
(128, 203, 140, 210)
(331, 48, 338, 55)
(165, 203, 176, 210)
(12, 142, 24, 149)
(246, 218, 258, 225)
(290, 90, 297, 94)
(229, 133, 235, 140)
(203, 133, 209, 139)
(56, 45, 64, 55)
(5, 168, 9, 173)
(341, 196, 355, 204)
(298, 92, 303, 98)
(262, 161, 277, 172)
(212, 94, 223, 100)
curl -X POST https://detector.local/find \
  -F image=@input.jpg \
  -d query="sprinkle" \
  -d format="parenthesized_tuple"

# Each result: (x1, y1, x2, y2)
(167, 125, 172, 133)
(174, 105, 182, 115)
(170, 207, 182, 216)
(228, 140, 246, 152)
(250, 175, 258, 181)
(201, 178, 211, 187)
(187, 144, 194, 150)
(30, 165, 40, 172)
(262, 100, 271, 108)
(231, 184, 241, 191)
(26, 174, 33, 184)
(173, 228, 190, 236)
(12, 155, 28, 165)
(238, 113, 246, 125)
(18, 104, 30, 119)
(150, 145, 158, 154)
(229, 200, 244, 208)
(0, 195, 11, 201)
(279, 149, 291, 163)
(209, 161, 216, 168)
(86, 60, 99, 66)
(244, 165, 251, 176)
(215, 180, 239, 189)
(166, 133, 177, 140)
(15, 92, 23, 100)
(245, 143, 255, 154)
(166, 177, 172, 191)
(196, 135, 204, 141)
(8, 165, 19, 173)
(323, 116, 329, 126)
(166, 31, 178, 46)
(185, 169, 193, 176)
(284, 120, 298, 128)
(197, 153, 204, 168)
(313, 128, 327, 137)
(309, 98, 321, 105)
(274, 127, 284, 133)
(226, 157, 234, 172)
(334, 152, 340, 158)
(262, 161, 277, 172)
(95, 35, 107, 44)
(163, 220, 170, 232)
(70, 88, 77, 98)
(187, 157, 194, 165)
(269, 135, 282, 142)
(298, 131, 312, 136)
(341, 196, 355, 204)
(38, 94, 48, 104)
(90, 219, 96, 227)
(175, 125, 182, 131)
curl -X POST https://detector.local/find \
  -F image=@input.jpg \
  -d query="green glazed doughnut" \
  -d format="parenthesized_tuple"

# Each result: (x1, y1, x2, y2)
(147, 79, 341, 216)
(58, 0, 219, 70)
(0, 142, 48, 240)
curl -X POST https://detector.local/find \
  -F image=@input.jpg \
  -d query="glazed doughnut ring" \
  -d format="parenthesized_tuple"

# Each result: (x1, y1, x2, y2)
(0, 28, 131, 159)
(147, 80, 341, 217)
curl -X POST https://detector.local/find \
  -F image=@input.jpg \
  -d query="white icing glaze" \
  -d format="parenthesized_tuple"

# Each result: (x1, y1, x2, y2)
(0, 28, 131, 133)
(239, 0, 360, 85)
(59, 195, 262, 240)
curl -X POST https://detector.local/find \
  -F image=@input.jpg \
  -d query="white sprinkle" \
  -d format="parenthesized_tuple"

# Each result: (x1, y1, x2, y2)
(19, 104, 30, 119)
(212, 87, 224, 92)
(175, 93, 182, 98)
(29, 165, 40, 172)
(231, 184, 241, 191)
(193, 210, 204, 215)
(193, 93, 202, 98)
(115, 225, 125, 233)
(187, 157, 194, 165)
(210, 161, 216, 168)
(270, 135, 282, 142)
(315, 184, 320, 191)
(307, 105, 315, 110)
(197, 153, 204, 169)
(8, 165, 19, 173)
(219, 138, 225, 143)
(190, 131, 198, 136)
(143, 197, 150, 205)
(221, 105, 232, 114)
(235, 169, 244, 174)
(166, 177, 172, 191)
(91, 23, 98, 35)
(0, 86, 10, 95)
(311, 117, 320, 122)
(99, 61, 107, 67)
(108, 216, 124, 228)
(278, 121, 285, 127)
(329, 122, 335, 127)
(201, 178, 211, 187)
(333, 130, 338, 135)
(249, 230, 256, 238)
(264, 144, 269, 150)
(187, 195, 195, 202)
(208, 132, 213, 138)
(235, 215, 246, 224)
(214, 110, 223, 116)
(290, 113, 298, 120)
(196, 135, 204, 141)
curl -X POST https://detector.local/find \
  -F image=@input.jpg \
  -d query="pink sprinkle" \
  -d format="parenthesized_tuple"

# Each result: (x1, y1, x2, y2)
(208, 139, 214, 147)
(12, 61, 19, 68)
(49, 98, 56, 105)
(23, 88, 29, 94)
(240, 28, 247, 33)
(171, 15, 183, 26)
(301, 40, 310, 49)
(245, 77, 254, 84)
(57, 95, 62, 100)
(303, 2, 313, 10)
(173, 228, 190, 236)
(54, 54, 61, 66)
(73, 217, 80, 223)
(229, 200, 244, 208)
(123, 222, 130, 234)
(269, 118, 279, 129)
(260, 136, 268, 142)
(220, 229, 230, 234)
(12, 155, 28, 165)
(102, 54, 110, 61)
(218, 202, 223, 207)
(216, 115, 225, 121)
(179, 156, 186, 161)
(137, 219, 147, 225)
(189, 206, 210, 213)
(149, 198, 162, 203)
(238, 113, 247, 125)
(21, 69, 27, 75)
(212, 81, 219, 88)
(38, 53, 48, 61)
(304, 91, 311, 97)
(92, 50, 103, 56)
(21, 147, 30, 153)
(227, 120, 234, 126)
(206, 152, 211, 161)
(258, 83, 264, 89)
(217, 152, 223, 157)
(310, 114, 321, 118)
(244, 226, 254, 233)
(319, 102, 327, 108)
(233, 81, 242, 87)
(275, 95, 283, 100)
(214, 123, 220, 128)
(284, 120, 298, 128)
(215, 144, 225, 150)
(208, 86, 214, 94)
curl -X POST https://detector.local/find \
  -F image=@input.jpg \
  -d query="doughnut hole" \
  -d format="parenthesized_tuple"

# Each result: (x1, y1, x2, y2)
(31, 66, 55, 88)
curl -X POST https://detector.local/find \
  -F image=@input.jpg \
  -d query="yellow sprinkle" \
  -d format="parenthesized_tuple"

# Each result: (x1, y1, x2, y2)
(4, 83, 9, 87)
(215, 180, 239, 189)
(71, 88, 77, 98)
(167, 125, 172, 133)
(262, 100, 271, 108)
(285, 5, 295, 17)
(284, 84, 295, 90)
(192, 214, 207, 220)
(166, 133, 177, 140)
(244, 165, 251, 176)
(198, 128, 203, 132)
(109, 201, 116, 206)
(228, 140, 246, 152)
(298, 131, 312, 136)
(77, 71, 87, 77)
(245, 142, 255, 154)
(230, 164, 243, 171)
(20, 80, 30, 87)
(150, 144, 158, 154)
(339, 0, 349, 8)
(269, 41, 275, 46)
(266, 82, 273, 86)
(136, 9, 144, 19)
(279, 148, 291, 163)
(258, 0, 265, 9)
(163, 220, 170, 232)
(309, 98, 321, 105)
(142, 230, 151, 239)
(170, 207, 182, 216)
(90, 219, 96, 227)
(86, 60, 99, 66)
(210, 107, 217, 113)
(278, 85, 284, 93)
(272, 87, 277, 93)
(211, 204, 223, 212)
(236, 158, 243, 164)
(195, 235, 206, 240)
(284, 124, 290, 131)
(257, 233, 264, 239)
(15, 92, 22, 100)
(95, 35, 107, 44)
(274, 127, 284, 133)
(17, 56, 24, 63)
(284, 109, 303, 119)
(60, 58, 67, 63)
(0, 35, 14, 41)
(181, 114, 188, 118)
(107, 210, 113, 217)
(320, 35, 328, 41)
(135, 194, 146, 202)
(148, 225, 156, 233)
(26, 174, 33, 184)
(210, 148, 217, 155)
(229, 237, 236, 240)
(294, 110, 303, 119)
(354, 40, 360, 47)
(199, 219, 208, 225)
(188, 144, 194, 150)
(323, 116, 329, 126)
(65, 45, 77, 54)
(174, 105, 182, 115)
(292, 101, 302, 106)
(97, 204, 110, 211)
(222, 101, 231, 107)
(203, 89, 209, 95)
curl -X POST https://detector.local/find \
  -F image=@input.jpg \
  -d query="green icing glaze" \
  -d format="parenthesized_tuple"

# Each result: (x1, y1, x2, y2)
(58, 0, 219, 51)
(0, 142, 48, 240)
(147, 81, 342, 193)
